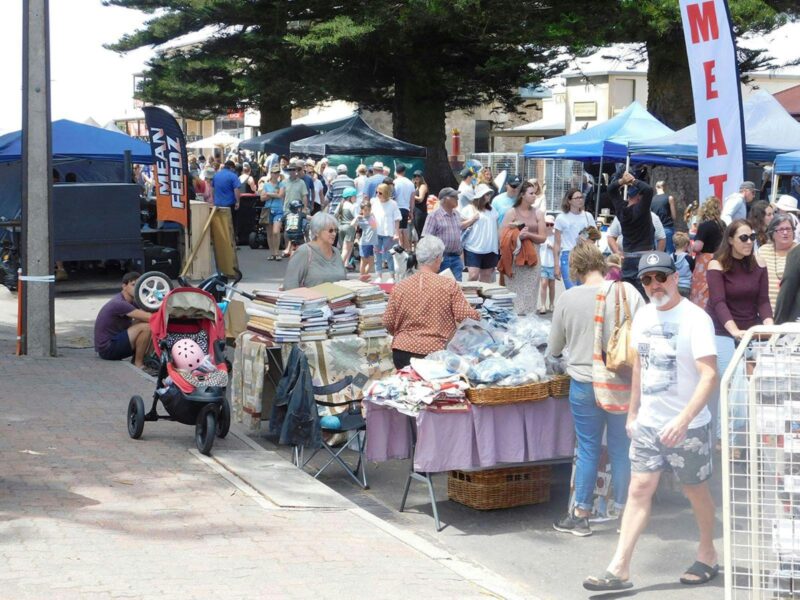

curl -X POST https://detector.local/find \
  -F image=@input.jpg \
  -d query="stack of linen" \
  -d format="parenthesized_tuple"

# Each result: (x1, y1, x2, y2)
(245, 290, 302, 343)
(311, 282, 358, 338)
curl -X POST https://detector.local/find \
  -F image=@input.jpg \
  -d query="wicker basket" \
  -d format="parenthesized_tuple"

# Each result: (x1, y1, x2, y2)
(465, 380, 549, 406)
(548, 374, 571, 397)
(447, 465, 551, 510)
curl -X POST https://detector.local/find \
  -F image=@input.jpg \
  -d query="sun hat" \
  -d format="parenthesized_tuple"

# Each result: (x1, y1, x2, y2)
(372, 161, 384, 170)
(474, 183, 494, 199)
(342, 187, 358, 199)
(774, 194, 799, 213)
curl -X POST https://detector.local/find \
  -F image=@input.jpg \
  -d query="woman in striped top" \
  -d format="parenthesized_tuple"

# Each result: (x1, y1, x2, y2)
(757, 214, 797, 311)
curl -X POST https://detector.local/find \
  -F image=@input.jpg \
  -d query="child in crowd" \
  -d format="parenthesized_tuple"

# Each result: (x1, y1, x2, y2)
(605, 253, 622, 281)
(356, 201, 377, 279)
(672, 231, 695, 297)
(538, 214, 556, 314)
(282, 200, 308, 257)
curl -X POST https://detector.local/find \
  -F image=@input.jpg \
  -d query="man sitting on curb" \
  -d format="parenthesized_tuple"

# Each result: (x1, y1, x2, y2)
(94, 272, 153, 369)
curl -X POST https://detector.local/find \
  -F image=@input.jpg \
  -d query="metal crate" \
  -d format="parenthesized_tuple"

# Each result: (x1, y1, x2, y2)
(722, 326, 800, 599)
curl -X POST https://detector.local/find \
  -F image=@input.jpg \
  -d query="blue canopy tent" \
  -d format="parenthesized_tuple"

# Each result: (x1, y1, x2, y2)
(522, 102, 684, 212)
(0, 119, 153, 220)
(629, 91, 800, 163)
(0, 118, 154, 163)
(522, 101, 678, 162)
(775, 150, 800, 175)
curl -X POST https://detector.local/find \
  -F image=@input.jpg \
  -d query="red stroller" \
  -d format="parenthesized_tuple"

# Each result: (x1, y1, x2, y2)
(127, 287, 231, 455)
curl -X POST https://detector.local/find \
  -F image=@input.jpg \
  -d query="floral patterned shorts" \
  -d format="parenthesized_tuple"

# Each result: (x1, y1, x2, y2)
(629, 422, 713, 485)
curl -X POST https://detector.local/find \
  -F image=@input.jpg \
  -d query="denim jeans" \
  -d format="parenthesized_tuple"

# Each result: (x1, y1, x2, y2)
(440, 253, 464, 281)
(663, 226, 675, 254)
(560, 250, 575, 289)
(569, 379, 631, 511)
(374, 235, 395, 275)
(711, 334, 745, 443)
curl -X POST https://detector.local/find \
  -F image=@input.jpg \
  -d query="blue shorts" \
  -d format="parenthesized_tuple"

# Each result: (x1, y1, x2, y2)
(98, 330, 133, 361)
(540, 266, 555, 280)
(464, 250, 499, 270)
(360, 244, 375, 258)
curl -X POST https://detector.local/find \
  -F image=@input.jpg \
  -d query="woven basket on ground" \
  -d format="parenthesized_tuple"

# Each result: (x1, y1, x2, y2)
(447, 465, 551, 510)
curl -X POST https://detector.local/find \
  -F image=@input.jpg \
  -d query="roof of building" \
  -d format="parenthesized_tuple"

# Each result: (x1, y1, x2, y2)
(774, 84, 800, 116)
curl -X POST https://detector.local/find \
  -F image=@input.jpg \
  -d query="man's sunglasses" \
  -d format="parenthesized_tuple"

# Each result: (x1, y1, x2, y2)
(737, 233, 757, 243)
(546, 223, 554, 227)
(639, 272, 669, 286)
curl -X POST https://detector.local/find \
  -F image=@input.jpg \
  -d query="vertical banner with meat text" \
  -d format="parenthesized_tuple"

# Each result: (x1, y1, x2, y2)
(143, 107, 189, 227)
(679, 0, 746, 201)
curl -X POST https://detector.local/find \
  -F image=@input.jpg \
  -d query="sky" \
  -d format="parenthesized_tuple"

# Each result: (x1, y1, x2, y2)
(0, 0, 153, 135)
(1, 2, 799, 136)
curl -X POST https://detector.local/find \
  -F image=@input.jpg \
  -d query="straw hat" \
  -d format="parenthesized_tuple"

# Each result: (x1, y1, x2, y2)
(773, 194, 799, 213)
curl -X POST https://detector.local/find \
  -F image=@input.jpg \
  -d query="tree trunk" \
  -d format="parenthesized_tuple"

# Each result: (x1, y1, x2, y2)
(646, 27, 694, 130)
(258, 99, 292, 136)
(646, 28, 698, 227)
(392, 75, 457, 195)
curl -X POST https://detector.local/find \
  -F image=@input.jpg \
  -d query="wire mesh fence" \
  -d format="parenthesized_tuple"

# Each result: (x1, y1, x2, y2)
(467, 153, 584, 214)
(722, 326, 800, 599)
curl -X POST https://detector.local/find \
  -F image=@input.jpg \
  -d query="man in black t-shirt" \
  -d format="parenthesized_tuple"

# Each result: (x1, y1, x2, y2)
(608, 171, 654, 297)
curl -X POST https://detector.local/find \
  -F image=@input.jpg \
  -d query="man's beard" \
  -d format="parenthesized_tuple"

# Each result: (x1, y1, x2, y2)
(649, 291, 672, 308)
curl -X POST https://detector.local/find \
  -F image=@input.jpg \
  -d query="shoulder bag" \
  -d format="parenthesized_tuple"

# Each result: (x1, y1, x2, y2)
(592, 282, 632, 414)
(604, 282, 636, 377)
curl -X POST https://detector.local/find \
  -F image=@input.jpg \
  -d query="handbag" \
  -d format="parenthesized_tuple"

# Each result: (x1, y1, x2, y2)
(604, 282, 636, 377)
(592, 282, 631, 414)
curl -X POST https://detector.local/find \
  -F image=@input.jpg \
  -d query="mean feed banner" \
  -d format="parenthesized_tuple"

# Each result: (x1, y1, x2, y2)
(143, 107, 189, 227)
(679, 0, 746, 201)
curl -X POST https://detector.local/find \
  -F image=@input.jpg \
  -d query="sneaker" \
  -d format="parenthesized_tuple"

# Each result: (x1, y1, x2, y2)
(553, 512, 592, 537)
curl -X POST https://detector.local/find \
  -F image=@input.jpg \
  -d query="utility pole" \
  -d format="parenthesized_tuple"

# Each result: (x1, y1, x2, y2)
(21, 0, 56, 356)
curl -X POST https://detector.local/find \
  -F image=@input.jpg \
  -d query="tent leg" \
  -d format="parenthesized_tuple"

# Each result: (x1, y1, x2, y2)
(771, 172, 778, 204)
(595, 156, 604, 216)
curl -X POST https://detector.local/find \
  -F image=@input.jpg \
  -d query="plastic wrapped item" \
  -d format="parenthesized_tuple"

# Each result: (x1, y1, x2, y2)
(512, 314, 552, 348)
(446, 319, 497, 358)
(425, 350, 473, 375)
(467, 356, 524, 384)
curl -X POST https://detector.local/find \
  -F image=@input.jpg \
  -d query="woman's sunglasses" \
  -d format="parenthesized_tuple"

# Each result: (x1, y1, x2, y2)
(737, 233, 757, 243)
(546, 223, 554, 227)
(640, 272, 668, 286)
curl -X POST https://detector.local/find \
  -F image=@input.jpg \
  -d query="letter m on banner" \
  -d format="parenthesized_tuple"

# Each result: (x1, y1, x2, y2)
(143, 107, 190, 227)
(679, 0, 746, 202)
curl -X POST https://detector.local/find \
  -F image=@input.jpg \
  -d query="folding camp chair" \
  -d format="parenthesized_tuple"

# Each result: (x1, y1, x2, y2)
(296, 376, 369, 489)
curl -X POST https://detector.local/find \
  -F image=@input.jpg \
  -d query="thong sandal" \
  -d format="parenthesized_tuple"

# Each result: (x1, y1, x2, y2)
(583, 571, 634, 591)
(680, 561, 719, 585)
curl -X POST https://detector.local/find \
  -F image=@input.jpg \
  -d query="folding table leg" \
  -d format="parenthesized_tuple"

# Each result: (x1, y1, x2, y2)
(398, 415, 442, 531)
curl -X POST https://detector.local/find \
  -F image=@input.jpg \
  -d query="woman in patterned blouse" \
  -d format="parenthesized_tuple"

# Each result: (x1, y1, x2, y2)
(383, 235, 480, 369)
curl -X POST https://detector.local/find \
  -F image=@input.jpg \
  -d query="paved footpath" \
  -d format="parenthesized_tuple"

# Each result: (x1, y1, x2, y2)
(0, 350, 526, 600)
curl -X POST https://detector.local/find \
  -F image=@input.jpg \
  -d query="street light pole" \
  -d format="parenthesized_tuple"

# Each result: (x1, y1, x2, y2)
(21, 0, 56, 356)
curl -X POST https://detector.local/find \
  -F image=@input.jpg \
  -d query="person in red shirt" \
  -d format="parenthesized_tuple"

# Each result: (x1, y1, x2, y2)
(383, 235, 480, 369)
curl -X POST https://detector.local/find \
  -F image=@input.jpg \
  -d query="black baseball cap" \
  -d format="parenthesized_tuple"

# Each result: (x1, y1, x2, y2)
(507, 175, 522, 187)
(637, 252, 676, 278)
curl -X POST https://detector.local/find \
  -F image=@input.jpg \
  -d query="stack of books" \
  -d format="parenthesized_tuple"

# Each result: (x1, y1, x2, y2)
(480, 286, 517, 310)
(245, 290, 302, 343)
(311, 282, 358, 338)
(284, 288, 330, 342)
(336, 280, 389, 338)
(459, 282, 483, 307)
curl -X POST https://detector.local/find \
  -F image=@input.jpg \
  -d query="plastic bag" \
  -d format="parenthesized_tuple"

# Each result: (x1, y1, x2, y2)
(467, 356, 523, 384)
(446, 319, 497, 358)
(512, 314, 551, 348)
(425, 350, 473, 375)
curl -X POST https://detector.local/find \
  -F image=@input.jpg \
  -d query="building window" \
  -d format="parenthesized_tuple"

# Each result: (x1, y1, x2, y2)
(474, 120, 491, 153)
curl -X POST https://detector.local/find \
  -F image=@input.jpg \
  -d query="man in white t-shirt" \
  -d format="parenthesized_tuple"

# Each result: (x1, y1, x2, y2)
(584, 251, 719, 592)
(393, 164, 416, 250)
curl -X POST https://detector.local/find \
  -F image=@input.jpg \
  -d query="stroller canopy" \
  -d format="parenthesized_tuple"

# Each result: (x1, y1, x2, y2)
(150, 288, 225, 357)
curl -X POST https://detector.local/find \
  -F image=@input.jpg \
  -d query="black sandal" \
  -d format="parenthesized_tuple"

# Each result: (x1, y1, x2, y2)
(583, 571, 633, 591)
(680, 561, 719, 585)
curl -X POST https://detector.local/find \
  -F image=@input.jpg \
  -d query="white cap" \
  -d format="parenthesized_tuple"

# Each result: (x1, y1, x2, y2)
(372, 161, 384, 170)
(337, 164, 348, 174)
(774, 194, 799, 213)
(474, 183, 494, 199)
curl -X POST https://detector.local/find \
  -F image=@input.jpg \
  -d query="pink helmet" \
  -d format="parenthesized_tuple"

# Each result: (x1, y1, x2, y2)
(171, 339, 205, 370)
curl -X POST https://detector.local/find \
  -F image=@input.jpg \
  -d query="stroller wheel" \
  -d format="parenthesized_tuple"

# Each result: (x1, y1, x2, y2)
(248, 231, 261, 250)
(195, 405, 217, 455)
(134, 271, 174, 312)
(127, 395, 145, 439)
(217, 398, 231, 439)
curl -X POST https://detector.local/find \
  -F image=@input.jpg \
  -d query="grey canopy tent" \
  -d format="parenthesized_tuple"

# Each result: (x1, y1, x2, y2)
(290, 116, 426, 158)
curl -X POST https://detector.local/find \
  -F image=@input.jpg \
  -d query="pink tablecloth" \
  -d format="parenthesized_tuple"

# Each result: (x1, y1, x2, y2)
(365, 397, 575, 473)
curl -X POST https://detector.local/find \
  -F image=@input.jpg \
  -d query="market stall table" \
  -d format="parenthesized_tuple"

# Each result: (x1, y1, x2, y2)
(365, 396, 574, 530)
